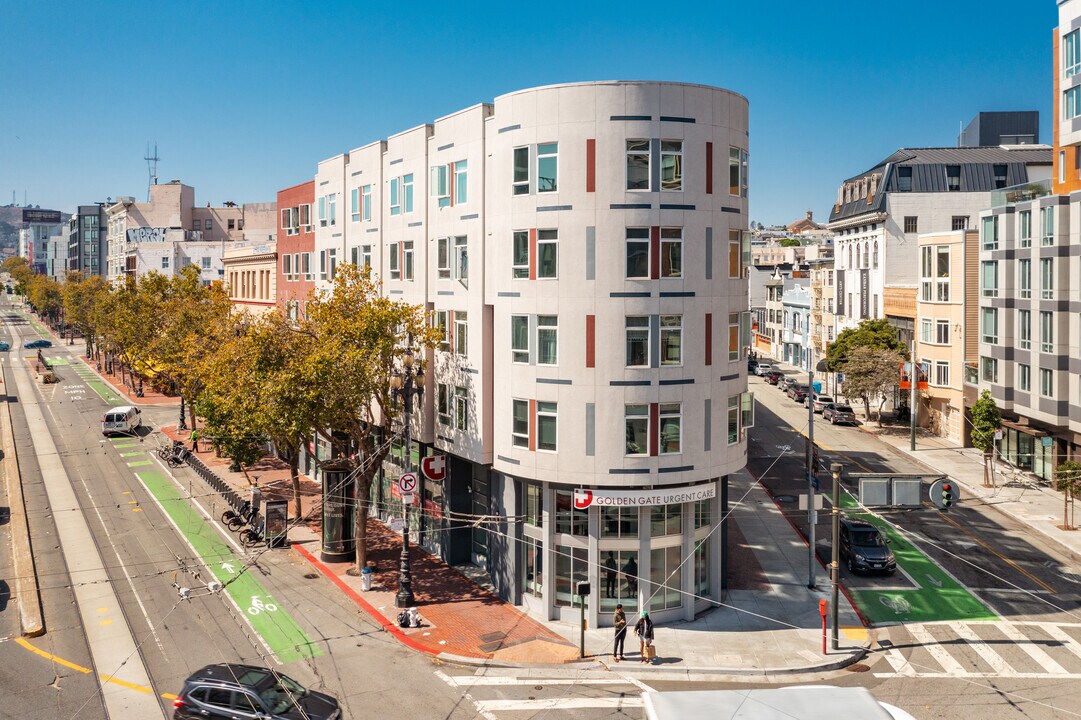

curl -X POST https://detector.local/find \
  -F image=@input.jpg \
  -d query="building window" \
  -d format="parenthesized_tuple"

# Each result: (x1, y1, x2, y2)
(512, 399, 529, 447)
(729, 233, 741, 278)
(992, 164, 1008, 190)
(951, 216, 969, 231)
(1041, 258, 1054, 299)
(536, 401, 557, 452)
(227, 218, 235, 231)
(981, 308, 998, 344)
(626, 227, 650, 279)
(537, 315, 558, 366)
(602, 507, 639, 538)
(200, 256, 211, 270)
(361, 185, 372, 221)
(453, 386, 468, 430)
(897, 166, 913, 192)
(524, 484, 542, 527)
(1041, 207, 1055, 246)
(626, 316, 649, 367)
(511, 315, 529, 363)
(920, 246, 933, 301)
(512, 231, 529, 278)
(161, 256, 170, 269)
(872, 241, 879, 268)
(455, 160, 468, 205)
(1019, 211, 1031, 247)
(454, 311, 468, 355)
(434, 311, 449, 351)
(521, 536, 543, 599)
(660, 227, 682, 277)
(980, 261, 998, 298)
(934, 361, 949, 387)
(554, 544, 588, 608)
(1040, 311, 1054, 353)
(436, 384, 450, 424)
(1019, 364, 1031, 392)
(660, 141, 683, 191)
(390, 177, 401, 215)
(1065, 86, 1081, 121)
(1067, 29, 1081, 78)
(904, 216, 918, 233)
(1040, 368, 1054, 397)
(651, 503, 682, 537)
(431, 164, 450, 207)
(402, 241, 414, 280)
(920, 318, 932, 343)
(659, 403, 681, 454)
(512, 146, 530, 195)
(625, 404, 649, 456)
(729, 313, 740, 361)
(537, 229, 558, 278)
(694, 540, 710, 598)
(537, 143, 558, 193)
(946, 165, 961, 192)
(350, 187, 360, 222)
(981, 215, 998, 251)
(437, 237, 451, 279)
(729, 146, 748, 197)
(660, 315, 682, 366)
(727, 395, 739, 444)
(1061, 152, 1067, 185)
(981, 356, 998, 383)
(1019, 259, 1031, 299)
(627, 139, 651, 190)
(650, 545, 683, 611)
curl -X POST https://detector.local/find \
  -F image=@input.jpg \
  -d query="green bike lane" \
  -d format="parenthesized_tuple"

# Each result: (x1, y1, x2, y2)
(112, 440, 321, 664)
(72, 359, 125, 405)
(832, 491, 998, 626)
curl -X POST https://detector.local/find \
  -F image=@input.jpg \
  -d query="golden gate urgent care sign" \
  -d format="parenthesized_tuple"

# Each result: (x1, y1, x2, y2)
(573, 483, 716, 509)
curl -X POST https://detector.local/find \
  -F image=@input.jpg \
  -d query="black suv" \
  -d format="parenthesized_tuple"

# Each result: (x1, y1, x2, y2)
(839, 518, 896, 574)
(172, 664, 340, 720)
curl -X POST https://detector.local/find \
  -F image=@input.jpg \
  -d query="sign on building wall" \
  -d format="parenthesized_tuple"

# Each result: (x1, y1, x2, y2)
(573, 483, 717, 509)
(22, 209, 61, 224)
(126, 227, 167, 243)
(835, 270, 846, 317)
(859, 269, 869, 319)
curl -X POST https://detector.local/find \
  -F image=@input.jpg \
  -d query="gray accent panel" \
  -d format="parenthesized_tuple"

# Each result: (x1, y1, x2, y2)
(651, 140, 661, 193)
(610, 115, 651, 121)
(718, 373, 739, 381)
(460, 213, 479, 220)
(586, 226, 596, 280)
(332, 232, 342, 237)
(704, 398, 712, 452)
(610, 380, 652, 387)
(351, 170, 363, 176)
(658, 465, 694, 473)
(705, 227, 713, 280)
(537, 205, 572, 212)
(319, 180, 329, 186)
(585, 403, 595, 457)
(721, 206, 740, 214)
(537, 378, 572, 385)
(650, 314, 660, 369)
(408, 221, 423, 227)
(436, 434, 452, 443)
(389, 158, 403, 165)
(1041, 398, 1069, 416)
(437, 142, 454, 151)
(366, 227, 379, 233)
(610, 291, 651, 298)
(437, 290, 455, 296)
(659, 116, 695, 124)
(659, 204, 696, 210)
(660, 291, 694, 298)
(611, 203, 652, 210)
(608, 468, 651, 475)
(659, 379, 694, 386)
(496, 454, 521, 465)
(498, 124, 521, 133)
(462, 367, 480, 374)
(389, 289, 404, 294)
(497, 291, 521, 297)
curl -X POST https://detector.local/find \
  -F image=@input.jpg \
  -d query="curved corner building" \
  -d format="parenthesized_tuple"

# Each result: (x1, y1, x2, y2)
(310, 80, 750, 627)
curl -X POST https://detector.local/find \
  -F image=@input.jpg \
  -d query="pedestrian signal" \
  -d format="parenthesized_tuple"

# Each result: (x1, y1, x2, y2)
(928, 478, 959, 510)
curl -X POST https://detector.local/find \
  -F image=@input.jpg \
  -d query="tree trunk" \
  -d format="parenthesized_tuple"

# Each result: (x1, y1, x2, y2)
(862, 395, 872, 423)
(876, 396, 887, 427)
(354, 439, 390, 574)
(1065, 488, 1070, 530)
(289, 452, 302, 520)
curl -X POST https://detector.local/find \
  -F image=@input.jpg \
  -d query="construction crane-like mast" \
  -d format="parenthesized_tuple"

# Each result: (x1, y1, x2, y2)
(144, 142, 160, 202)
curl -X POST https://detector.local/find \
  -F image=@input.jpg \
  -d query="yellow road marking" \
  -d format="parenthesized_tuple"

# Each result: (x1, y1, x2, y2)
(936, 511, 1055, 593)
(132, 508, 142, 512)
(842, 626, 868, 641)
(100, 619, 113, 626)
(16, 637, 177, 701)
(96, 607, 108, 613)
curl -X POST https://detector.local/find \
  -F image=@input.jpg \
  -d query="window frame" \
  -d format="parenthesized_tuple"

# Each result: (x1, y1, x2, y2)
(1041, 206, 1055, 246)
(536, 229, 558, 279)
(625, 316, 650, 367)
(627, 139, 651, 191)
(1019, 259, 1032, 299)
(624, 404, 649, 457)
(536, 142, 558, 193)
(1041, 258, 1054, 300)
(454, 311, 468, 356)
(511, 315, 529, 363)
(658, 402, 681, 454)
(660, 315, 682, 367)
(660, 140, 683, 192)
(536, 401, 558, 452)
(626, 227, 650, 279)
(660, 227, 682, 278)
(536, 315, 558, 366)
(512, 146, 530, 195)
(1019, 210, 1031, 248)
(361, 185, 372, 221)
(1040, 310, 1054, 353)
(512, 399, 529, 448)
(512, 230, 529, 279)
(981, 307, 998, 345)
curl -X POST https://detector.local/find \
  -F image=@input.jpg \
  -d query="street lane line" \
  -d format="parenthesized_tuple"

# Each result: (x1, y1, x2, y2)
(882, 648, 917, 676)
(936, 512, 1054, 593)
(949, 622, 1017, 677)
(15, 638, 179, 701)
(433, 670, 498, 720)
(1040, 624, 1081, 663)
(476, 697, 645, 712)
(442, 676, 636, 686)
(996, 621, 1068, 674)
(906, 623, 967, 675)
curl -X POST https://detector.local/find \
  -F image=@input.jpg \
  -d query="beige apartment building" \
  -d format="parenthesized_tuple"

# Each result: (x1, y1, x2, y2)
(915, 229, 978, 445)
(223, 243, 278, 316)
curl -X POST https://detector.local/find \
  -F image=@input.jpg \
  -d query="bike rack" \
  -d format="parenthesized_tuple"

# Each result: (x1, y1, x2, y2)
(185, 451, 244, 513)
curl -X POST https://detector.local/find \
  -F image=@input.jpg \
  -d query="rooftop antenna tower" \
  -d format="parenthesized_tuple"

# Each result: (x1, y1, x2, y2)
(144, 142, 160, 201)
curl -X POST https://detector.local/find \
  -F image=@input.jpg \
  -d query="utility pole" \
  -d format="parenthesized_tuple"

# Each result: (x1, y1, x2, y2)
(806, 320, 816, 589)
(830, 462, 842, 651)
(910, 340, 917, 451)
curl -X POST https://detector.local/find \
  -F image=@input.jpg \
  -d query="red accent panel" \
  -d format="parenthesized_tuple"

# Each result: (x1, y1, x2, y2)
(585, 315, 596, 368)
(586, 139, 596, 193)
(529, 228, 537, 281)
(706, 142, 714, 194)
(705, 313, 712, 366)
(650, 226, 660, 280)
(528, 399, 537, 451)
(649, 403, 659, 456)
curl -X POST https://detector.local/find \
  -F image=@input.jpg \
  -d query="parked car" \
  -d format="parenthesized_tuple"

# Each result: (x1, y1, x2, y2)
(0, 341, 9, 351)
(754, 363, 773, 377)
(789, 385, 810, 403)
(764, 370, 786, 385)
(172, 664, 341, 720)
(805, 393, 835, 413)
(101, 405, 142, 437)
(23, 339, 52, 348)
(839, 518, 896, 574)
(748, 358, 759, 374)
(778, 376, 799, 391)
(822, 403, 857, 425)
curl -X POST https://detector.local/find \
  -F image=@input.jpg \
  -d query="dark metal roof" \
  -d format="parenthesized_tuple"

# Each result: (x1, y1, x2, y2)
(828, 145, 1052, 224)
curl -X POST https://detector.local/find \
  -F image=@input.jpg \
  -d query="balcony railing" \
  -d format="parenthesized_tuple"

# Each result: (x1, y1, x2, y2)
(991, 179, 1052, 208)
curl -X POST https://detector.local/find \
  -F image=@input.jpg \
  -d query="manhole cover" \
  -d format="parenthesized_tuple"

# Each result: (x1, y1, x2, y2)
(774, 495, 797, 503)
(303, 573, 319, 580)
(845, 663, 870, 673)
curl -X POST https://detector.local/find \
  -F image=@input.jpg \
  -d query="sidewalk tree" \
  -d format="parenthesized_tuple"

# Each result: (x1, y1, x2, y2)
(839, 345, 905, 425)
(970, 390, 1002, 488)
(27, 274, 62, 324)
(61, 272, 109, 354)
(303, 264, 441, 572)
(1054, 460, 1081, 531)
(2, 257, 32, 295)
(824, 318, 907, 373)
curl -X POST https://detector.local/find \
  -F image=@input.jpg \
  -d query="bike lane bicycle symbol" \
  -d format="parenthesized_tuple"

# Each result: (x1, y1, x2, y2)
(879, 594, 911, 615)
(247, 596, 278, 616)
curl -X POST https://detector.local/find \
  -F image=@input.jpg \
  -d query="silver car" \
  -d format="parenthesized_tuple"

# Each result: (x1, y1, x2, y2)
(805, 394, 835, 413)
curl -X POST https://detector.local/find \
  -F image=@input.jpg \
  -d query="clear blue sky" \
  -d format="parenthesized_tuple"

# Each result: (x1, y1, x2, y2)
(0, 0, 1058, 225)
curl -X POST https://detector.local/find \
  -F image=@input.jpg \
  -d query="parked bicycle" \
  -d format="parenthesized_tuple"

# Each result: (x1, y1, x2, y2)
(157, 439, 187, 468)
(239, 519, 268, 549)
(221, 501, 255, 532)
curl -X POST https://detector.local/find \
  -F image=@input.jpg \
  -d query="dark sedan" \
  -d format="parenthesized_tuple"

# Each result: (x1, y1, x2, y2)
(172, 663, 340, 720)
(764, 370, 786, 385)
(822, 403, 857, 425)
(788, 385, 810, 403)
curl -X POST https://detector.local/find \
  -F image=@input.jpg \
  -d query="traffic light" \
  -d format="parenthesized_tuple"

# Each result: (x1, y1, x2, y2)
(929, 478, 959, 510)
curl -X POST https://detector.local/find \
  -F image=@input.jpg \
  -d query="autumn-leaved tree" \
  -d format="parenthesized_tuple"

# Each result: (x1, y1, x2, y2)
(840, 346, 906, 425)
(2, 257, 33, 295)
(27, 274, 62, 324)
(303, 264, 440, 572)
(61, 271, 109, 354)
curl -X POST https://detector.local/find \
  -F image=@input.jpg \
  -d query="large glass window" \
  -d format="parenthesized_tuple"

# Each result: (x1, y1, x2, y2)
(524, 484, 542, 527)
(650, 545, 683, 611)
(694, 540, 710, 598)
(1019, 309, 1031, 350)
(350, 187, 360, 222)
(511, 315, 529, 363)
(512, 231, 529, 278)
(361, 185, 372, 221)
(554, 545, 588, 608)
(650, 503, 682, 536)
(660, 227, 682, 278)
(981, 215, 998, 251)
(402, 174, 414, 213)
(625, 404, 649, 456)
(626, 316, 649, 367)
(660, 315, 682, 366)
(513, 147, 530, 195)
(1041, 311, 1054, 353)
(554, 490, 586, 536)
(981, 356, 998, 383)
(1019, 259, 1032, 299)
(454, 311, 468, 355)
(660, 141, 683, 191)
(512, 399, 529, 448)
(1066, 86, 1081, 121)
(1041, 258, 1054, 299)
(935, 245, 950, 302)
(454, 160, 468, 205)
(521, 536, 543, 598)
(602, 507, 639, 538)
(537, 315, 557, 366)
(981, 308, 998, 344)
(694, 499, 711, 529)
(919, 246, 932, 301)
(626, 227, 650, 279)
(600, 550, 639, 613)
(1019, 210, 1031, 248)
(936, 319, 950, 345)
(537, 143, 558, 193)
(1041, 368, 1054, 397)
(627, 139, 651, 190)
(389, 177, 401, 216)
(1041, 207, 1055, 246)
(536, 401, 557, 452)
(1067, 29, 1081, 78)
(1019, 364, 1031, 392)
(537, 229, 557, 279)
(981, 261, 998, 298)
(659, 403, 681, 454)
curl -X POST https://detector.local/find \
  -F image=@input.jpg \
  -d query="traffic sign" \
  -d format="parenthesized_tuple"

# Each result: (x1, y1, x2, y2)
(401, 492, 415, 506)
(421, 454, 446, 481)
(397, 472, 418, 494)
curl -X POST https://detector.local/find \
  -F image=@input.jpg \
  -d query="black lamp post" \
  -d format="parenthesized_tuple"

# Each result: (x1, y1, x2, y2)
(391, 347, 424, 608)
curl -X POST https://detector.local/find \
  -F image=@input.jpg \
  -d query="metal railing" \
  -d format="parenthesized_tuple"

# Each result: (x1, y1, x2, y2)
(991, 179, 1052, 208)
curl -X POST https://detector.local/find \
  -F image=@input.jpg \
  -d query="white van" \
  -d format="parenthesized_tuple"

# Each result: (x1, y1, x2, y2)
(102, 405, 142, 436)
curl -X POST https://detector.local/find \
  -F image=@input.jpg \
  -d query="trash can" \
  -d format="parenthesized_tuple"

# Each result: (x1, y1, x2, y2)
(361, 566, 373, 592)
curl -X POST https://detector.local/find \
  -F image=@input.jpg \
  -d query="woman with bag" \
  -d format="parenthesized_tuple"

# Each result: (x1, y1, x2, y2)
(633, 610, 655, 663)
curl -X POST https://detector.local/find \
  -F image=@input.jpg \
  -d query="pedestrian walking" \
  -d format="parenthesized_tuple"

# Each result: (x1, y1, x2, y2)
(634, 610, 655, 663)
(612, 604, 627, 661)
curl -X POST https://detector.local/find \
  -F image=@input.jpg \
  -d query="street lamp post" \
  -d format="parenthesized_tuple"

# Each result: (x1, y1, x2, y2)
(391, 347, 425, 609)
(830, 462, 842, 651)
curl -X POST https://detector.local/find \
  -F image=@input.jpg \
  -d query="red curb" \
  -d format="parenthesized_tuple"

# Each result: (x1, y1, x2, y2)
(291, 543, 438, 657)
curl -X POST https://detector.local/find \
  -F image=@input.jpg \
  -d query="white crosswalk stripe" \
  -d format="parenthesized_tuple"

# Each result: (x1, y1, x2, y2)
(875, 621, 1081, 679)
(436, 669, 651, 718)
